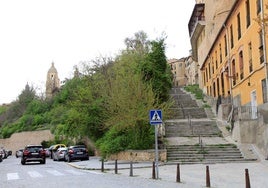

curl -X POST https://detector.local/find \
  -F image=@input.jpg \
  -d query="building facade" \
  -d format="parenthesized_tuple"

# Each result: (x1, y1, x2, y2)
(185, 55, 199, 85)
(189, 0, 268, 158)
(168, 58, 186, 87)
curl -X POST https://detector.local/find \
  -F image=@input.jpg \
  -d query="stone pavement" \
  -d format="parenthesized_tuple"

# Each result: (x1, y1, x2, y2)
(68, 156, 268, 187)
(67, 118, 268, 187)
(67, 114, 267, 187)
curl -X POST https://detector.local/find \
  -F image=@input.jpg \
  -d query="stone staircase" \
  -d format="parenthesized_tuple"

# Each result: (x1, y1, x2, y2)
(165, 87, 257, 164)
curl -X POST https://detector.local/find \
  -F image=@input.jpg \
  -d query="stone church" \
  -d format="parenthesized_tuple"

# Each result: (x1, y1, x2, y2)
(45, 62, 60, 99)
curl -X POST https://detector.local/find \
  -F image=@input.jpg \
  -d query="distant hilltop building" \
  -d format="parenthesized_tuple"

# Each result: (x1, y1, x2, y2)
(46, 62, 60, 99)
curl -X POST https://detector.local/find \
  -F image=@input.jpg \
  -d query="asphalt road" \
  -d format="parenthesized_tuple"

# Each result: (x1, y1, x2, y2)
(0, 156, 181, 188)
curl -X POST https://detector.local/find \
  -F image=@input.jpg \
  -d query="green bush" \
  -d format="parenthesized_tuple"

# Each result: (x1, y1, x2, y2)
(96, 127, 128, 158)
(184, 84, 203, 100)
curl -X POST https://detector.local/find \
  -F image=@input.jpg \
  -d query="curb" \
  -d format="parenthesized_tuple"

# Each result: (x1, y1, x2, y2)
(66, 161, 164, 171)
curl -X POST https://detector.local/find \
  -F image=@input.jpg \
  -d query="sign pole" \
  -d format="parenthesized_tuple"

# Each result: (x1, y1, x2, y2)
(154, 124, 159, 179)
(150, 109, 162, 180)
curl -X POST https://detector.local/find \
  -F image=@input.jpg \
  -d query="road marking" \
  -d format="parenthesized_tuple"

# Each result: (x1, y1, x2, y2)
(65, 169, 85, 175)
(46, 170, 64, 176)
(7, 173, 19, 180)
(28, 171, 43, 178)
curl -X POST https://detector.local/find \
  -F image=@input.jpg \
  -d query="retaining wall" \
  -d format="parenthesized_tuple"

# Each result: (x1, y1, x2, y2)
(0, 130, 54, 154)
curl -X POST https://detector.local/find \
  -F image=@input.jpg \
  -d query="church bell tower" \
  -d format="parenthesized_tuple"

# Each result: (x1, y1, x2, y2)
(46, 62, 60, 99)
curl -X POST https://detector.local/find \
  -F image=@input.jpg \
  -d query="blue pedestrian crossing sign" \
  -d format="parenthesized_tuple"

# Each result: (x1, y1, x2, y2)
(150, 110, 162, 125)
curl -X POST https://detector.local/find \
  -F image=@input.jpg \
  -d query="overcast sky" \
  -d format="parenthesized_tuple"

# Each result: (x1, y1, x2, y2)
(0, 0, 195, 104)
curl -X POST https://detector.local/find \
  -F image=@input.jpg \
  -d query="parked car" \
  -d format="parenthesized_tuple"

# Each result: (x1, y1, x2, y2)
(49, 144, 66, 159)
(7, 150, 12, 157)
(64, 145, 89, 162)
(0, 149, 4, 161)
(0, 148, 10, 159)
(21, 145, 46, 165)
(53, 147, 67, 161)
(48, 145, 55, 159)
(44, 148, 50, 157)
(16, 149, 24, 158)
(0, 148, 6, 159)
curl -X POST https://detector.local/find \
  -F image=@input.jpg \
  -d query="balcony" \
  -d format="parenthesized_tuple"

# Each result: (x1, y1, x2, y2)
(188, 3, 205, 61)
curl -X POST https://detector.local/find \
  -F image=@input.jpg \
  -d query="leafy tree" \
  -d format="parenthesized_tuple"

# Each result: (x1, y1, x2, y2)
(96, 34, 173, 157)
(139, 38, 172, 103)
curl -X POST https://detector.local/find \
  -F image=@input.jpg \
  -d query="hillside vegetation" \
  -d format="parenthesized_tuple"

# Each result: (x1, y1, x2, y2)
(0, 31, 173, 158)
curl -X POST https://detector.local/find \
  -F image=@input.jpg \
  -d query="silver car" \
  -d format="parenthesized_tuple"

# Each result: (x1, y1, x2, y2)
(53, 147, 67, 161)
(16, 149, 24, 158)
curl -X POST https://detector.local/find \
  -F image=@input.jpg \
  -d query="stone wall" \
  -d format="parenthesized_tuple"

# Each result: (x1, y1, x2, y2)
(108, 149, 167, 162)
(232, 115, 268, 158)
(0, 130, 54, 154)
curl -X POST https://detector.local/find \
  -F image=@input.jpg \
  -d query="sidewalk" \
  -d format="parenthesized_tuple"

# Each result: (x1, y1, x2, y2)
(68, 156, 268, 187)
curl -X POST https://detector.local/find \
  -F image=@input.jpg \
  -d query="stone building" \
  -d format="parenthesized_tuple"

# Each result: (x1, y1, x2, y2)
(45, 62, 60, 99)
(167, 58, 186, 87)
(185, 55, 199, 85)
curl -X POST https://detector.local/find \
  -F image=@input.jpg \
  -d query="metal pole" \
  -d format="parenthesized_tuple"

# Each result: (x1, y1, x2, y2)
(115, 159, 118, 174)
(152, 161, 156, 179)
(101, 158, 104, 172)
(206, 165, 211, 187)
(129, 161, 133, 177)
(176, 163, 181, 183)
(154, 124, 159, 179)
(245, 168, 251, 188)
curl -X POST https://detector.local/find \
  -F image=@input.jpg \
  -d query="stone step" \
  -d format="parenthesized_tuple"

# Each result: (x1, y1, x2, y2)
(170, 108, 207, 119)
(167, 152, 242, 156)
(165, 120, 221, 137)
(166, 158, 256, 165)
(165, 87, 255, 164)
(166, 144, 247, 163)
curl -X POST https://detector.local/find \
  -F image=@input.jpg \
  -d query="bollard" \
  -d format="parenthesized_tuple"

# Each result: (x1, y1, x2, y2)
(129, 161, 133, 177)
(176, 163, 181, 183)
(101, 158, 104, 172)
(152, 161, 156, 179)
(245, 168, 251, 188)
(115, 159, 118, 174)
(206, 165, 211, 187)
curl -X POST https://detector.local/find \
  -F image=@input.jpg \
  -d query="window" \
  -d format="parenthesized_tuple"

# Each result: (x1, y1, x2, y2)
(239, 51, 244, 80)
(215, 51, 218, 69)
(203, 72, 206, 85)
(232, 59, 236, 85)
(211, 57, 215, 74)
(224, 35, 228, 57)
(246, 0, 251, 27)
(221, 72, 225, 95)
(206, 68, 208, 82)
(208, 63, 211, 79)
(230, 25, 234, 48)
(257, 0, 261, 15)
(262, 79, 267, 103)
(216, 78, 220, 97)
(248, 42, 253, 72)
(259, 31, 264, 64)
(237, 13, 241, 40)
(219, 44, 222, 63)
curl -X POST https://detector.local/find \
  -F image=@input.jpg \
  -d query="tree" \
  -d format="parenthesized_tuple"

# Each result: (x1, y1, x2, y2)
(139, 38, 173, 103)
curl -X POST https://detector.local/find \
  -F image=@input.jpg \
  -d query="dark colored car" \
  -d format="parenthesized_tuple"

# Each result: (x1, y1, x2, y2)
(64, 145, 89, 162)
(21, 145, 46, 165)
